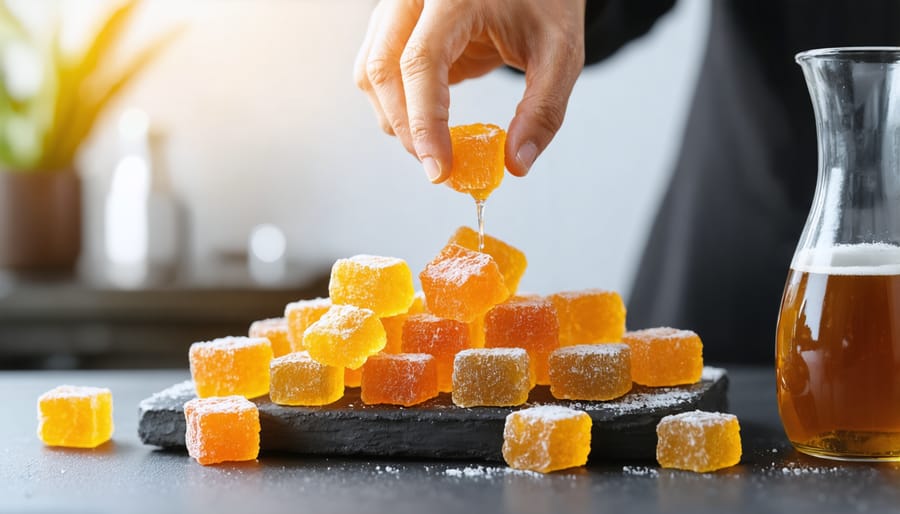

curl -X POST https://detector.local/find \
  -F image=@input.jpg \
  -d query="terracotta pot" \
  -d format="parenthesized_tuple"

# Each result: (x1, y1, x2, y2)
(0, 170, 82, 272)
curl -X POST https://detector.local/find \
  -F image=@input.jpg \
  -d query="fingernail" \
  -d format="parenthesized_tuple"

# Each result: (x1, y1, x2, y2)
(422, 156, 442, 183)
(515, 142, 538, 175)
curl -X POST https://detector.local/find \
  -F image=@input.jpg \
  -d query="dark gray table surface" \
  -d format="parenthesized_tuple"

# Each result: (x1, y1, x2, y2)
(3, 368, 899, 514)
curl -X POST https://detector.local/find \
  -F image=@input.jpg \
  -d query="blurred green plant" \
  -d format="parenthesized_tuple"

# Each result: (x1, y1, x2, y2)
(0, 0, 180, 172)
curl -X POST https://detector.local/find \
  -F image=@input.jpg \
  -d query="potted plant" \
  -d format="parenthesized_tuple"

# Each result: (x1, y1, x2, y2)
(0, 0, 178, 273)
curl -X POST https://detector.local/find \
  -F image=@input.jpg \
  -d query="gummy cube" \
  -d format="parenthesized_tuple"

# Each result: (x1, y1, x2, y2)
(345, 366, 362, 388)
(448, 226, 527, 294)
(329, 255, 415, 317)
(656, 411, 742, 472)
(284, 297, 332, 351)
(270, 351, 344, 406)
(401, 313, 473, 392)
(623, 327, 703, 386)
(189, 337, 273, 399)
(445, 123, 506, 201)
(37, 386, 113, 448)
(303, 305, 386, 369)
(360, 353, 439, 406)
(549, 289, 626, 346)
(502, 406, 592, 473)
(249, 317, 292, 357)
(420, 243, 509, 323)
(380, 291, 427, 354)
(452, 348, 532, 407)
(184, 396, 260, 466)
(484, 298, 559, 385)
(548, 344, 632, 401)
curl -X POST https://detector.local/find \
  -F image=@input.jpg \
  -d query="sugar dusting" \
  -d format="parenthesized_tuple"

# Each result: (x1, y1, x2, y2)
(192, 336, 270, 351)
(308, 304, 376, 339)
(553, 343, 629, 357)
(443, 465, 543, 478)
(511, 405, 588, 422)
(456, 347, 528, 359)
(624, 327, 697, 342)
(423, 244, 495, 287)
(184, 395, 256, 415)
(622, 465, 659, 477)
(341, 254, 406, 270)
(285, 297, 332, 314)
(138, 380, 196, 412)
(661, 410, 737, 428)
(39, 385, 111, 400)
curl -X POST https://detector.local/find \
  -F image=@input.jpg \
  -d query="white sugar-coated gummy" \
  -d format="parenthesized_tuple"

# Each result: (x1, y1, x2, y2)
(792, 243, 900, 275)
(272, 351, 318, 366)
(308, 305, 376, 338)
(661, 410, 737, 428)
(510, 405, 588, 423)
(185, 395, 256, 415)
(625, 327, 696, 341)
(340, 254, 406, 269)
(554, 343, 629, 357)
(192, 336, 270, 351)
(427, 247, 495, 286)
(39, 385, 110, 400)
(457, 347, 528, 359)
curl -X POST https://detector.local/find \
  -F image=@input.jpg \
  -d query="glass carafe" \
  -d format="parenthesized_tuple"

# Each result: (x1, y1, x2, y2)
(777, 48, 900, 461)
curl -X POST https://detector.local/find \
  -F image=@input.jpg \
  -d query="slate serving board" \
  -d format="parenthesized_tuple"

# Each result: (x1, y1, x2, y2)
(138, 367, 728, 462)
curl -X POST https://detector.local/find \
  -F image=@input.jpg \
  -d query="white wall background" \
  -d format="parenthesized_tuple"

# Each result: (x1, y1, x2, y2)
(72, 0, 709, 296)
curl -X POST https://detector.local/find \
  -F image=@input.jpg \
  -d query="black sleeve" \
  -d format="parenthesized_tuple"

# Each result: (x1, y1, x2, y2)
(584, 0, 678, 65)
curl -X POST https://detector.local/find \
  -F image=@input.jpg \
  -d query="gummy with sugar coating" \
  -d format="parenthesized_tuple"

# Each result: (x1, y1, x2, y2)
(420, 243, 509, 323)
(284, 297, 331, 351)
(37, 385, 113, 448)
(189, 336, 273, 399)
(329, 255, 415, 317)
(484, 298, 559, 385)
(656, 410, 741, 472)
(361, 353, 439, 406)
(270, 351, 344, 406)
(623, 327, 703, 386)
(184, 396, 260, 466)
(548, 343, 632, 401)
(381, 294, 425, 354)
(452, 348, 532, 407)
(249, 317, 292, 357)
(502, 405, 592, 473)
(549, 289, 626, 346)
(402, 313, 474, 392)
(303, 304, 386, 369)
(448, 226, 527, 294)
(445, 123, 506, 201)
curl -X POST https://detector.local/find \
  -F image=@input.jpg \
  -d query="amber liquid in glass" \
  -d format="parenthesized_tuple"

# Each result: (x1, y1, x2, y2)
(776, 254, 900, 460)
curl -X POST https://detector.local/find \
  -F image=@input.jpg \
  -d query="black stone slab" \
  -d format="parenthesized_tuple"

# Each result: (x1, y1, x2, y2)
(138, 367, 728, 462)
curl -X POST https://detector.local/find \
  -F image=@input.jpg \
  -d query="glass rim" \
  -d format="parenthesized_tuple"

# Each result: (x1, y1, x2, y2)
(796, 47, 900, 64)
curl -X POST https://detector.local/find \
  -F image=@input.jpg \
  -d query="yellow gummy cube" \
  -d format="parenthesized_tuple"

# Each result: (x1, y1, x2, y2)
(249, 317, 292, 357)
(270, 351, 344, 406)
(329, 255, 415, 317)
(656, 411, 742, 472)
(189, 337, 273, 399)
(448, 226, 527, 294)
(303, 304, 387, 369)
(37, 385, 113, 448)
(184, 396, 260, 466)
(548, 344, 632, 401)
(445, 123, 506, 201)
(502, 406, 592, 473)
(623, 327, 703, 386)
(284, 297, 332, 351)
(549, 289, 626, 346)
(452, 348, 532, 407)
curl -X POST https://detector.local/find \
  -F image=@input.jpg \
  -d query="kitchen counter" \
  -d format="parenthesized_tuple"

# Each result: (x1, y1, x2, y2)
(3, 368, 898, 514)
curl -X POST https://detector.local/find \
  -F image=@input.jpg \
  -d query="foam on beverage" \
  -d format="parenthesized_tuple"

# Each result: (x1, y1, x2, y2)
(791, 243, 900, 275)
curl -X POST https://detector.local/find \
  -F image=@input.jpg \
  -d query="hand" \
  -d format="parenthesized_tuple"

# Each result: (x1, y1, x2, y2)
(354, 0, 586, 182)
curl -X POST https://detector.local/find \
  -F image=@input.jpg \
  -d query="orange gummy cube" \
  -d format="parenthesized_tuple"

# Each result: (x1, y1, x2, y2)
(249, 317, 292, 357)
(401, 313, 473, 392)
(548, 344, 632, 401)
(360, 353, 439, 406)
(184, 396, 260, 466)
(484, 298, 559, 385)
(448, 226, 527, 294)
(549, 289, 626, 346)
(303, 305, 386, 369)
(445, 123, 506, 201)
(345, 366, 362, 388)
(381, 290, 427, 354)
(270, 351, 344, 406)
(284, 297, 332, 351)
(452, 348, 532, 407)
(420, 243, 509, 323)
(656, 411, 742, 472)
(189, 337, 273, 399)
(329, 255, 415, 317)
(623, 327, 703, 386)
(37, 386, 113, 448)
(502, 406, 592, 473)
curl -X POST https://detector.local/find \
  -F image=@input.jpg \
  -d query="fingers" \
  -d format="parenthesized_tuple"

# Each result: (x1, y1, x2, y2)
(353, 3, 392, 135)
(400, 2, 475, 183)
(505, 31, 584, 177)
